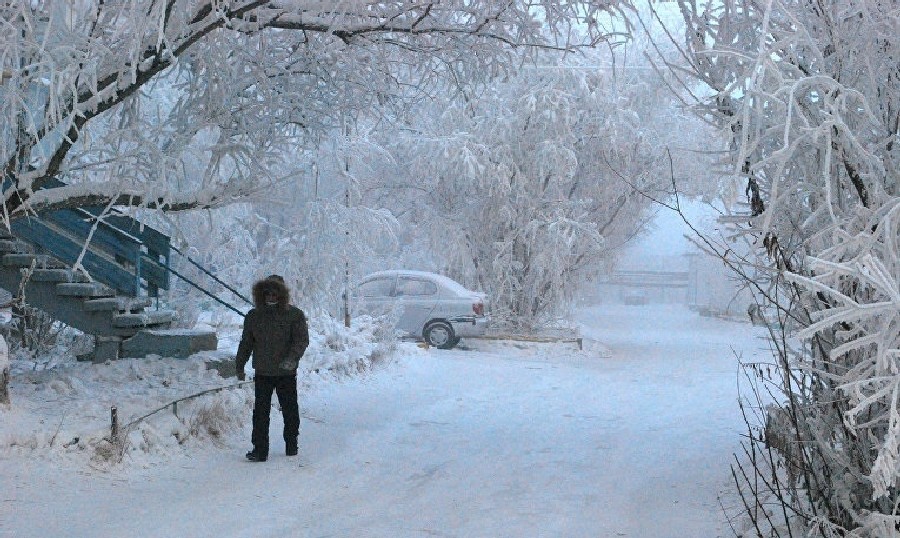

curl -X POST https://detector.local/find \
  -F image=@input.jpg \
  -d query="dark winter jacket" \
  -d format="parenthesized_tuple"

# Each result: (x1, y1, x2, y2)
(235, 277, 309, 377)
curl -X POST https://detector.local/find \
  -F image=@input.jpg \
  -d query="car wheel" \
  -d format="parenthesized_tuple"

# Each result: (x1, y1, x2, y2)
(424, 321, 456, 349)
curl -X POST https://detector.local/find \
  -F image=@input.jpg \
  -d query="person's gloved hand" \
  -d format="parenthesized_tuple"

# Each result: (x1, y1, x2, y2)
(279, 358, 298, 371)
(236, 368, 246, 381)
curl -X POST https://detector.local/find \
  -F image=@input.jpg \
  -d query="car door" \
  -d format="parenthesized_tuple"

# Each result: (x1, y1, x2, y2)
(394, 276, 439, 335)
(355, 275, 396, 317)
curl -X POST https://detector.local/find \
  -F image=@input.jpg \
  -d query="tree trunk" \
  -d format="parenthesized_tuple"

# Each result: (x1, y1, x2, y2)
(0, 335, 8, 405)
(0, 364, 9, 405)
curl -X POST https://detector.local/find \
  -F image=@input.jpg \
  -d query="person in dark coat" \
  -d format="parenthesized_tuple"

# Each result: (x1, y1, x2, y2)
(236, 274, 309, 462)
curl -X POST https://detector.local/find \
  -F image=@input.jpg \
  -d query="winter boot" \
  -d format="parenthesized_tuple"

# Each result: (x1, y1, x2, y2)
(246, 449, 267, 462)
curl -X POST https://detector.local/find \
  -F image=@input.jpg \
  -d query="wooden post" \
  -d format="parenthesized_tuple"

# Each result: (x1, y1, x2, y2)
(172, 401, 178, 418)
(110, 406, 119, 442)
(0, 364, 9, 405)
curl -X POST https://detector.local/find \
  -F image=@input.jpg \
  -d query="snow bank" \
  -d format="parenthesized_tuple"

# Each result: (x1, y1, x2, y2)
(0, 314, 408, 471)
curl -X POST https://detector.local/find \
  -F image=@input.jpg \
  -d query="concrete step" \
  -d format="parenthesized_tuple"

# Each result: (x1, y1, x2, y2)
(0, 239, 31, 253)
(83, 296, 153, 313)
(55, 282, 116, 298)
(0, 229, 204, 357)
(3, 253, 55, 268)
(30, 268, 91, 283)
(112, 310, 176, 329)
(121, 329, 218, 358)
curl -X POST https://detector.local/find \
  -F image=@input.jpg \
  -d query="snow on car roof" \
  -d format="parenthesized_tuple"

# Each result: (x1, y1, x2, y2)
(363, 270, 477, 295)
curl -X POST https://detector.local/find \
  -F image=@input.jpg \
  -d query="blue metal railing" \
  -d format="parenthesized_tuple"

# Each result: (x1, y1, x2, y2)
(11, 207, 169, 296)
(5, 183, 249, 316)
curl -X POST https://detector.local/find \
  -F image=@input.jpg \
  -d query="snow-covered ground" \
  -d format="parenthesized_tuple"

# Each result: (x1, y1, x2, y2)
(1, 304, 768, 537)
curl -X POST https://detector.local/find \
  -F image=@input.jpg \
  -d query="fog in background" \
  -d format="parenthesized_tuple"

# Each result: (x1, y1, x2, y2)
(592, 200, 753, 318)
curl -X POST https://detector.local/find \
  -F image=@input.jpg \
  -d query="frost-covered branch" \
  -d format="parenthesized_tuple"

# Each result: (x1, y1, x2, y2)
(370, 47, 684, 328)
(663, 0, 900, 532)
(1, 0, 621, 222)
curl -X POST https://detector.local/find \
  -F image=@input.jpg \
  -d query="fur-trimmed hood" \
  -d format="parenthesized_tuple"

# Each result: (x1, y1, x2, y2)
(251, 276, 291, 310)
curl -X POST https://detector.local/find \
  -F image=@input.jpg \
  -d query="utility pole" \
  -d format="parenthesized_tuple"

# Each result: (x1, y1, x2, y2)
(312, 162, 318, 200)
(342, 120, 351, 328)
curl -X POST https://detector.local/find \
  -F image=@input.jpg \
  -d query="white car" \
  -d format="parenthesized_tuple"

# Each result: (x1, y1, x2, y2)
(355, 270, 489, 349)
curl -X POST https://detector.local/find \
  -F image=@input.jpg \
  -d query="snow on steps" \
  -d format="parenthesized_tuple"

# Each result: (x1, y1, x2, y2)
(0, 228, 216, 362)
(83, 296, 153, 312)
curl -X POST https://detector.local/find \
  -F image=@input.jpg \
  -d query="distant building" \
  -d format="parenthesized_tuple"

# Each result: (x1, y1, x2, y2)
(592, 251, 754, 318)
(594, 254, 690, 305)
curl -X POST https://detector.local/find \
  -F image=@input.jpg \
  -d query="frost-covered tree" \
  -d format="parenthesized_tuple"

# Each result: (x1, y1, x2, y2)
(1, 1, 635, 404)
(370, 53, 674, 329)
(660, 0, 900, 534)
(0, 0, 626, 323)
(1, 1, 621, 220)
(164, 142, 401, 324)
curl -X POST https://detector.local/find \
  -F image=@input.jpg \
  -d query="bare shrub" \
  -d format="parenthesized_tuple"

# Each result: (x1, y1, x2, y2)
(7, 306, 62, 356)
(188, 398, 240, 443)
(90, 431, 130, 465)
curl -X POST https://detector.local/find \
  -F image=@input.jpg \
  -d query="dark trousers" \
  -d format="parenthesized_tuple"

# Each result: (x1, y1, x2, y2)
(251, 375, 299, 456)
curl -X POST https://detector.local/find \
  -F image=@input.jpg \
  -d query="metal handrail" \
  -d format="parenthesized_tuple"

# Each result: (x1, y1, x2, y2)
(169, 245, 253, 306)
(150, 250, 250, 317)
(121, 380, 255, 433)
(8, 194, 251, 317)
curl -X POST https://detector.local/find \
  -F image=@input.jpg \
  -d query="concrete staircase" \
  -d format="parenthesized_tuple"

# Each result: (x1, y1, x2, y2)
(0, 229, 217, 362)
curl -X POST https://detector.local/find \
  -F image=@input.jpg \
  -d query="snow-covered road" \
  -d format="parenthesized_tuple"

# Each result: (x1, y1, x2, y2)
(3, 304, 766, 537)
